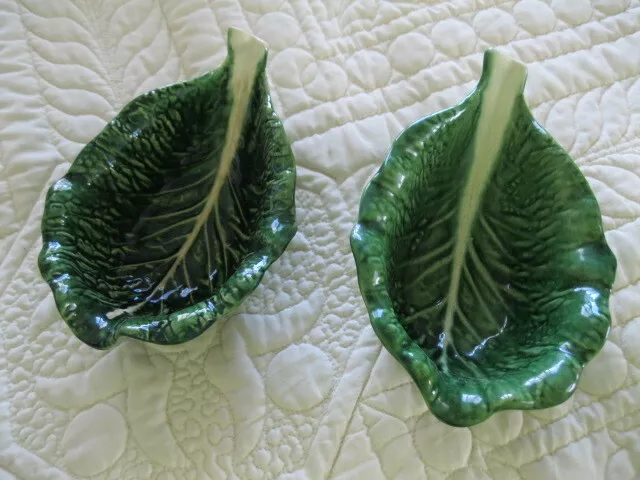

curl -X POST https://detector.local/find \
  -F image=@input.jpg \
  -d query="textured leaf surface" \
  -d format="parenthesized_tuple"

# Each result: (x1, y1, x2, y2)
(351, 50, 618, 427)
(38, 28, 296, 349)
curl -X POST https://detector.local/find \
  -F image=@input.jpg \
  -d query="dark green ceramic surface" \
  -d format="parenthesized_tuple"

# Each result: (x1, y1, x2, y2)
(350, 50, 617, 427)
(38, 29, 297, 350)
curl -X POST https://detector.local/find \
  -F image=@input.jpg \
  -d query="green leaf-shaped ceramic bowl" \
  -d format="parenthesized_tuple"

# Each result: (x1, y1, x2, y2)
(351, 50, 617, 427)
(39, 29, 296, 350)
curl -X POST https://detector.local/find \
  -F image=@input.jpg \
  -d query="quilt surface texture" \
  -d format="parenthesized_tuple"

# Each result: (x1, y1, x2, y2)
(1, 0, 639, 479)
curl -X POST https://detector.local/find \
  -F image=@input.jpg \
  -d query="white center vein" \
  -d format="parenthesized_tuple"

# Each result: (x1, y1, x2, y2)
(440, 53, 527, 352)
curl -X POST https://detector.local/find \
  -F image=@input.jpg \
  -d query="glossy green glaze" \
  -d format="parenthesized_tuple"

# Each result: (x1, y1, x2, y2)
(39, 29, 297, 350)
(350, 50, 617, 427)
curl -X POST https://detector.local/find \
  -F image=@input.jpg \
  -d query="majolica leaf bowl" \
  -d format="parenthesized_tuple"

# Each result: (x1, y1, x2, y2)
(38, 29, 297, 350)
(350, 50, 617, 427)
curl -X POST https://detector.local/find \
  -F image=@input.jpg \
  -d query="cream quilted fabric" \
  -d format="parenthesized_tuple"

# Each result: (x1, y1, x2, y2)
(1, 1, 639, 479)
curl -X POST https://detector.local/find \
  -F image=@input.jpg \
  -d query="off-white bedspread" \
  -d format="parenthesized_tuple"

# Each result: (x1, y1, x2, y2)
(1, 0, 639, 479)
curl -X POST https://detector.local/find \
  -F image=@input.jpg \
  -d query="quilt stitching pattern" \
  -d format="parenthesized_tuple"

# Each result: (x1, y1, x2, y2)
(0, 0, 638, 479)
